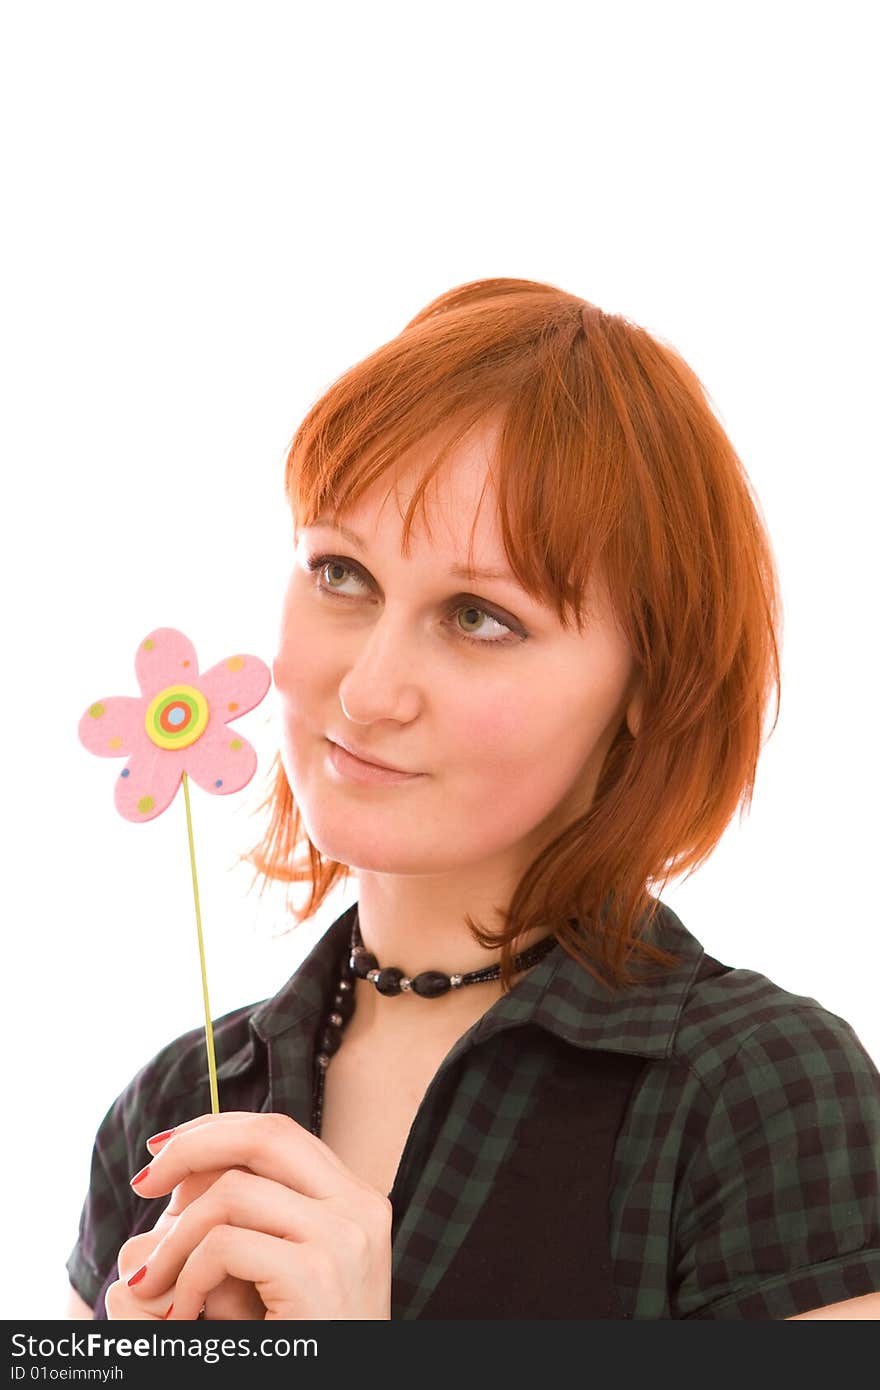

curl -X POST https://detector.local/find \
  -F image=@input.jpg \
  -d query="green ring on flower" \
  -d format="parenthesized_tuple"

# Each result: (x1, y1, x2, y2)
(144, 684, 210, 750)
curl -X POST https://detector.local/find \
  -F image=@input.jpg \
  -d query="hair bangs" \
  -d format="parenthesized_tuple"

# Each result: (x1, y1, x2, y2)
(286, 292, 627, 634)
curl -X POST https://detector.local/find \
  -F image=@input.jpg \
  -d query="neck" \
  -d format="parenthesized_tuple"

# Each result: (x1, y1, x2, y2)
(354, 868, 552, 970)
(344, 869, 552, 1039)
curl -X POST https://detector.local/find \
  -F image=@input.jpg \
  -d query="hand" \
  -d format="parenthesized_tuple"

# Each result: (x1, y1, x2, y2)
(121, 1112, 393, 1320)
(107, 1169, 264, 1320)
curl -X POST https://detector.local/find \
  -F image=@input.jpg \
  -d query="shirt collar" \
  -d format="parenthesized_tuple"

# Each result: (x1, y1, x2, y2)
(250, 897, 705, 1062)
(475, 900, 706, 1059)
(250, 901, 357, 1043)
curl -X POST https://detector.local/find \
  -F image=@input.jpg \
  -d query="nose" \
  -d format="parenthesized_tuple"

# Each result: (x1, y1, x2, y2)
(337, 609, 422, 726)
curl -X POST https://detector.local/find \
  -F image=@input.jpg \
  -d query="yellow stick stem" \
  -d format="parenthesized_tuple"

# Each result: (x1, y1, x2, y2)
(181, 771, 219, 1113)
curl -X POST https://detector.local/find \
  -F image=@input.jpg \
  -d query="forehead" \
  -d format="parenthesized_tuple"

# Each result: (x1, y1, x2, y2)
(297, 415, 617, 634)
(315, 419, 505, 562)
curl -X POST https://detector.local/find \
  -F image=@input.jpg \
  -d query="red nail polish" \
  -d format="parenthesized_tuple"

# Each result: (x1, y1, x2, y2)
(163, 1303, 174, 1320)
(130, 1163, 151, 1186)
(147, 1128, 175, 1147)
(127, 1264, 147, 1287)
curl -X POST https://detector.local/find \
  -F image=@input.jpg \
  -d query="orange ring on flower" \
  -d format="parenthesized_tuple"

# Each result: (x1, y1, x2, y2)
(144, 684, 210, 750)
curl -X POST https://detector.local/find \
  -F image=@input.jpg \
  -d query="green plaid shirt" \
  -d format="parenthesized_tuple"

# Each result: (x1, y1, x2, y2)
(67, 898, 880, 1319)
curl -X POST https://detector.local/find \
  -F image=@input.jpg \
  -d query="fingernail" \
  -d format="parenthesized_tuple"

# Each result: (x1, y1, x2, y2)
(147, 1128, 175, 1148)
(163, 1303, 174, 1320)
(127, 1264, 147, 1287)
(130, 1163, 151, 1186)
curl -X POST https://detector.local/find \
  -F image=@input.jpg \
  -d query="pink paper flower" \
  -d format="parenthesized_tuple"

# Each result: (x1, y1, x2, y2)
(78, 627, 272, 822)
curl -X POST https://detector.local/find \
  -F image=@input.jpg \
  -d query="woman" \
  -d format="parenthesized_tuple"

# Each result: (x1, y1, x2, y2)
(66, 278, 880, 1320)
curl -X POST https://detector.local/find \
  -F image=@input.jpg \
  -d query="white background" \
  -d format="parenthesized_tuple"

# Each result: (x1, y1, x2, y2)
(2, 1, 877, 1321)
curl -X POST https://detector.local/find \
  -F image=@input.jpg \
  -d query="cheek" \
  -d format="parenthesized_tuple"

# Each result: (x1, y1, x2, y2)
(445, 676, 556, 775)
(446, 668, 611, 816)
(271, 600, 335, 781)
(273, 595, 329, 701)
(427, 680, 576, 862)
(456, 689, 528, 749)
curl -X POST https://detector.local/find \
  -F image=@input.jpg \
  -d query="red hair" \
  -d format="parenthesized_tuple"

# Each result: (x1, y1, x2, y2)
(244, 277, 782, 992)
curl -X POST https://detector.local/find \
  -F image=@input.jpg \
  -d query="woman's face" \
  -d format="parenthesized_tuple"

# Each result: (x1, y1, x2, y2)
(273, 420, 642, 879)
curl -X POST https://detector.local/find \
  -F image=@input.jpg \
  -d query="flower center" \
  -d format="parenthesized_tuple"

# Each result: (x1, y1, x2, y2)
(144, 684, 210, 750)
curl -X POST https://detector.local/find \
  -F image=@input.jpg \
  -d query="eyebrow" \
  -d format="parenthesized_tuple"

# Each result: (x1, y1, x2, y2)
(307, 518, 520, 584)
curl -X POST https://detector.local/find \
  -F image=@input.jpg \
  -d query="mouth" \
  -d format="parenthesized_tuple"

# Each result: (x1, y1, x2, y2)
(326, 737, 421, 777)
(326, 739, 425, 783)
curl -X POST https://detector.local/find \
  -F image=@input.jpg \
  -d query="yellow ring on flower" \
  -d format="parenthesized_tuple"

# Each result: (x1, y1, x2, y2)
(144, 684, 210, 750)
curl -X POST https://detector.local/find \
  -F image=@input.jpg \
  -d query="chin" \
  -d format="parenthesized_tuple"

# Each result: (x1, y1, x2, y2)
(299, 810, 450, 875)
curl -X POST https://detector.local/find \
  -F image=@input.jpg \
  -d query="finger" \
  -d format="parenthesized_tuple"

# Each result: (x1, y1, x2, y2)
(117, 1229, 169, 1282)
(144, 1113, 241, 1157)
(143, 1111, 351, 1177)
(203, 1274, 266, 1322)
(126, 1167, 355, 1299)
(130, 1112, 355, 1203)
(118, 1172, 231, 1289)
(119, 1170, 230, 1293)
(165, 1227, 311, 1321)
(119, 1230, 258, 1319)
(105, 1276, 172, 1321)
(162, 1167, 241, 1219)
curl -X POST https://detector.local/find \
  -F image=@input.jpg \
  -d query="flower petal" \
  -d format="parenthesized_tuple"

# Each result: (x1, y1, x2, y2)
(135, 629, 200, 698)
(78, 696, 144, 757)
(114, 745, 186, 822)
(197, 655, 271, 723)
(183, 722, 259, 796)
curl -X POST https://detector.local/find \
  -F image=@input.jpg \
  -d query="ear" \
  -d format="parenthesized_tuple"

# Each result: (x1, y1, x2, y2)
(625, 680, 644, 739)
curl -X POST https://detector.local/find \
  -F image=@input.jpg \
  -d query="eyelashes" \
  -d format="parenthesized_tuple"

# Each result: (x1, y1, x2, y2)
(304, 553, 526, 649)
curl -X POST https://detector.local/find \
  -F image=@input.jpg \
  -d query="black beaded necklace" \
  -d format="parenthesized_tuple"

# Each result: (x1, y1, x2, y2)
(309, 911, 559, 1137)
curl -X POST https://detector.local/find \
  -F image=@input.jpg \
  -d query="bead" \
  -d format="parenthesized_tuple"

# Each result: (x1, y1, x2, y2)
(375, 967, 405, 996)
(328, 1012, 343, 1027)
(337, 978, 352, 992)
(316, 1052, 330, 1069)
(352, 950, 379, 978)
(400, 976, 412, 991)
(333, 991, 356, 1021)
(411, 970, 452, 998)
(450, 973, 463, 988)
(319, 1026, 342, 1056)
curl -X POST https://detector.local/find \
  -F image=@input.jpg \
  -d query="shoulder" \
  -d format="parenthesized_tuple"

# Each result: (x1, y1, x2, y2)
(630, 897, 877, 1092)
(121, 999, 264, 1114)
(96, 996, 271, 1186)
(647, 940, 880, 1318)
(672, 954, 879, 1100)
(675, 964, 880, 1224)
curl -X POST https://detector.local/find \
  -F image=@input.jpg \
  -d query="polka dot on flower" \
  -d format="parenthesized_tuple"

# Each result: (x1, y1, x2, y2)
(230, 739, 242, 750)
(120, 769, 130, 778)
(109, 736, 122, 749)
(215, 780, 223, 788)
(226, 656, 244, 673)
(89, 703, 105, 719)
(138, 795, 154, 813)
(228, 702, 239, 712)
(143, 639, 154, 651)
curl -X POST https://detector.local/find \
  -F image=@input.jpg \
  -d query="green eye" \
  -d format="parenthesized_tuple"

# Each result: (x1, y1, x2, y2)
(306, 553, 525, 649)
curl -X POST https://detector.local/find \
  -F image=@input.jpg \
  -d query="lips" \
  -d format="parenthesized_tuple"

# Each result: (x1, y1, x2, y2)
(328, 737, 415, 775)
